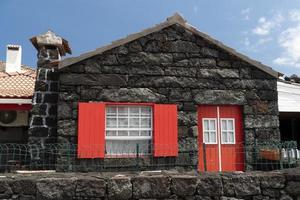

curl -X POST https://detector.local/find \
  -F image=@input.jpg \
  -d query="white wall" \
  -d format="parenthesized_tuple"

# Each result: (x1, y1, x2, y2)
(278, 81, 300, 112)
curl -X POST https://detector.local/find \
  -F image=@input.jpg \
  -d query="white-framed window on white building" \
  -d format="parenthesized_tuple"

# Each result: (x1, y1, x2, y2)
(203, 118, 217, 144)
(105, 105, 152, 155)
(221, 118, 235, 144)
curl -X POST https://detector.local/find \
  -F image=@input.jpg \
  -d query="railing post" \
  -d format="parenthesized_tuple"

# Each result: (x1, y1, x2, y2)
(203, 143, 207, 172)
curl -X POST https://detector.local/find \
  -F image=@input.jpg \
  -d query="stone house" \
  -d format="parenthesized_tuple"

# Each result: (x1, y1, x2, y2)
(28, 14, 281, 171)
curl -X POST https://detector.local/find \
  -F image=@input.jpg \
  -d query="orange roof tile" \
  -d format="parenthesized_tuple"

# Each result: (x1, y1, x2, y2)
(0, 61, 36, 98)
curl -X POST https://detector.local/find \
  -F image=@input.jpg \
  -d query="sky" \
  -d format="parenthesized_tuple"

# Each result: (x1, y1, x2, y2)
(1, 0, 300, 75)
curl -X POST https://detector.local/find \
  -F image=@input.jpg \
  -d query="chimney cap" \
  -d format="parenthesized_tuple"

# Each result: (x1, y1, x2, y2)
(30, 30, 72, 56)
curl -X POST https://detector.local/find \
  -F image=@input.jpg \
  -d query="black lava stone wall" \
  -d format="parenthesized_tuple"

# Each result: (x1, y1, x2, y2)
(57, 24, 279, 171)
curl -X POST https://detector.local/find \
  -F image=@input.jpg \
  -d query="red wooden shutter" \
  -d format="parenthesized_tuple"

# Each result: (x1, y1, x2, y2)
(78, 102, 105, 158)
(153, 104, 178, 157)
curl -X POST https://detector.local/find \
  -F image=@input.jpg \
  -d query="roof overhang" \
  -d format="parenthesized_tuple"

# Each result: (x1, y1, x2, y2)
(59, 13, 281, 78)
(0, 98, 32, 104)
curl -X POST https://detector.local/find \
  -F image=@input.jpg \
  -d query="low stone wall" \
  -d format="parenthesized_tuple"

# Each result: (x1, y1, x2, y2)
(0, 168, 299, 200)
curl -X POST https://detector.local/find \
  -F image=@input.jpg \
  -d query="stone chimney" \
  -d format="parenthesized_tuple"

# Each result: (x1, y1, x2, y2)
(6, 45, 22, 73)
(28, 31, 71, 162)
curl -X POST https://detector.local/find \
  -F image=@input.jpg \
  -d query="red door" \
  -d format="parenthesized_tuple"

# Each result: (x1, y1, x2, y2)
(198, 105, 244, 172)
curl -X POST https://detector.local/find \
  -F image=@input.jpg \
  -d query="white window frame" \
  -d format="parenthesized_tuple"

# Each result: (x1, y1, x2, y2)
(105, 105, 153, 155)
(220, 118, 236, 144)
(202, 118, 217, 144)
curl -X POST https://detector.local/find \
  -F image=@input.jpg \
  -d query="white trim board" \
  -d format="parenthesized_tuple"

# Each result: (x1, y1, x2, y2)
(0, 98, 32, 104)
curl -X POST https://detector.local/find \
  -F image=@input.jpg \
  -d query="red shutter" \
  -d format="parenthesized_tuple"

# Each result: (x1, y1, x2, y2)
(78, 102, 105, 158)
(153, 104, 178, 157)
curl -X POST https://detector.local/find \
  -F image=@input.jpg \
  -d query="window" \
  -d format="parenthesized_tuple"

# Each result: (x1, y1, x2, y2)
(221, 119, 235, 144)
(203, 118, 217, 144)
(105, 106, 152, 155)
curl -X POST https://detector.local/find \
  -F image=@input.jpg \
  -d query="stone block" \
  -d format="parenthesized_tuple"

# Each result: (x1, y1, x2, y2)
(163, 40, 200, 53)
(194, 90, 246, 105)
(48, 82, 59, 92)
(198, 68, 239, 78)
(98, 88, 166, 102)
(222, 174, 261, 197)
(31, 116, 44, 126)
(60, 73, 126, 86)
(260, 173, 285, 189)
(45, 117, 56, 127)
(8, 179, 36, 195)
(286, 181, 300, 196)
(36, 178, 76, 200)
(244, 115, 279, 129)
(171, 175, 198, 197)
(197, 174, 223, 196)
(57, 102, 72, 119)
(178, 111, 197, 126)
(0, 180, 13, 199)
(169, 88, 192, 102)
(165, 67, 197, 77)
(57, 120, 76, 136)
(75, 178, 106, 198)
(132, 175, 171, 199)
(189, 58, 216, 67)
(29, 127, 49, 137)
(108, 176, 132, 200)
(58, 92, 79, 102)
(35, 81, 47, 91)
(43, 93, 59, 103)
(201, 47, 219, 57)
(31, 104, 47, 115)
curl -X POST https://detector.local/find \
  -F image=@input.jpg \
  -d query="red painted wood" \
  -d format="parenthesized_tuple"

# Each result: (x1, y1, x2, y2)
(77, 102, 105, 158)
(0, 104, 32, 110)
(198, 105, 219, 171)
(198, 105, 244, 172)
(153, 104, 178, 157)
(219, 106, 244, 171)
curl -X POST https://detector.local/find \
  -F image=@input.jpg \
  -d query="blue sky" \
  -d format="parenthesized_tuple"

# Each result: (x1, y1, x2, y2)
(1, 0, 300, 75)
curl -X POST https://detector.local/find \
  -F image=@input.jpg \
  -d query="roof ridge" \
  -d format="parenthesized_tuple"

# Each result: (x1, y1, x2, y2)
(58, 13, 281, 78)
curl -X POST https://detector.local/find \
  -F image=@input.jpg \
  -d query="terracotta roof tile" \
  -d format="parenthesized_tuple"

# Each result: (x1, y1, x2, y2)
(0, 61, 36, 98)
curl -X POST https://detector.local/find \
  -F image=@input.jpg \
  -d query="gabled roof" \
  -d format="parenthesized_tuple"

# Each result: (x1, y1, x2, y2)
(59, 13, 281, 78)
(0, 61, 36, 98)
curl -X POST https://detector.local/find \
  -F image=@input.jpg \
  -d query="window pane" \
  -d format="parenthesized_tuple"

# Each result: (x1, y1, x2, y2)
(141, 118, 151, 128)
(228, 120, 234, 130)
(204, 131, 209, 143)
(129, 107, 139, 116)
(228, 131, 234, 143)
(107, 118, 117, 128)
(129, 118, 139, 128)
(210, 132, 216, 143)
(118, 118, 128, 128)
(106, 131, 117, 136)
(106, 140, 151, 155)
(140, 130, 151, 136)
(129, 131, 139, 136)
(141, 107, 151, 116)
(118, 107, 128, 116)
(204, 120, 209, 130)
(107, 107, 117, 115)
(222, 131, 227, 143)
(209, 120, 216, 131)
(221, 120, 227, 131)
(118, 131, 128, 136)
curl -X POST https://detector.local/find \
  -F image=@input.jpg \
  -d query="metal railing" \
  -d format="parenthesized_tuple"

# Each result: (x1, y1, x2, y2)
(0, 141, 298, 172)
(0, 143, 197, 172)
(200, 141, 300, 171)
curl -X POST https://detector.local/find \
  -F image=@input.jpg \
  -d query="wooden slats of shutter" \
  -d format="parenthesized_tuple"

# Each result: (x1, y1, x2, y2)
(153, 104, 178, 157)
(77, 102, 105, 158)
